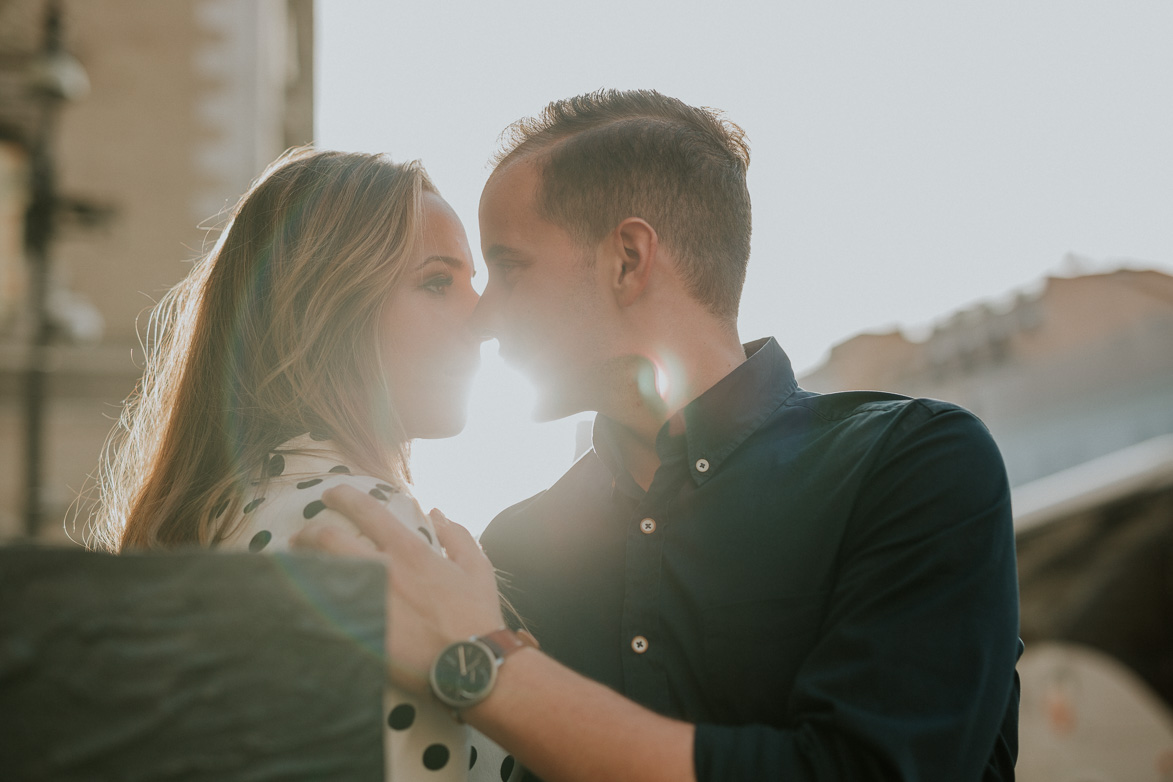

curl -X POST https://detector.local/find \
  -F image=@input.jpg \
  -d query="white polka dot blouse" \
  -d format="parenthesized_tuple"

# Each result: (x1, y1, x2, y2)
(219, 434, 523, 782)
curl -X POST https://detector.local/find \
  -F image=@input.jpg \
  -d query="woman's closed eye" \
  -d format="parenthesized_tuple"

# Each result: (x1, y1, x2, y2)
(421, 273, 454, 294)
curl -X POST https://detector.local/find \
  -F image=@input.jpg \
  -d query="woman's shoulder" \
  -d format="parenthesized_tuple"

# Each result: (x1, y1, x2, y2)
(219, 435, 437, 555)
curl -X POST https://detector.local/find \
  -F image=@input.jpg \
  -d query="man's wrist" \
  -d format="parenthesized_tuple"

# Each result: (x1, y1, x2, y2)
(428, 628, 538, 714)
(461, 642, 540, 721)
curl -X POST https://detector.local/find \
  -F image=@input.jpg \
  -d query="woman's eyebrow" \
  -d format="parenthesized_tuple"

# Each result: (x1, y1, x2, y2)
(417, 254, 475, 278)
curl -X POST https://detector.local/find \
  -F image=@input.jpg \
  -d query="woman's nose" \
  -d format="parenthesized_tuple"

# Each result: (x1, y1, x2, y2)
(460, 297, 492, 344)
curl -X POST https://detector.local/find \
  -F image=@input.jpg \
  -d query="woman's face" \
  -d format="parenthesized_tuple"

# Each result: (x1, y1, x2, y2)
(380, 191, 481, 439)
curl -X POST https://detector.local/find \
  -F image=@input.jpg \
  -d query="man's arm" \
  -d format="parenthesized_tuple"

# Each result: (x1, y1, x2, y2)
(467, 645, 695, 782)
(693, 404, 1020, 779)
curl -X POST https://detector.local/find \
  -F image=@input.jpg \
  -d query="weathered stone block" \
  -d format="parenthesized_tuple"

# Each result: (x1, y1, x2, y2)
(0, 546, 386, 780)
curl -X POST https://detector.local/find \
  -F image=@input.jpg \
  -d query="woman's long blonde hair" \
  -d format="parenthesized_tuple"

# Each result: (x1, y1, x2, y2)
(90, 148, 437, 551)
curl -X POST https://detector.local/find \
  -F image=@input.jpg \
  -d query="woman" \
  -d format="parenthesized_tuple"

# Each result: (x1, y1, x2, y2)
(90, 147, 520, 781)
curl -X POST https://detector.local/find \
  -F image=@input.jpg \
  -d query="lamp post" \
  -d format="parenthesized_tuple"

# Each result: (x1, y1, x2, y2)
(21, 0, 88, 537)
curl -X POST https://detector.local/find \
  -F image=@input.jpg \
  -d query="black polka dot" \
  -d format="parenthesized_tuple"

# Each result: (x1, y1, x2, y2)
(266, 453, 285, 477)
(418, 527, 433, 545)
(303, 500, 326, 519)
(376, 483, 395, 493)
(469, 746, 477, 769)
(386, 703, 415, 730)
(422, 744, 450, 771)
(500, 755, 515, 781)
(212, 499, 229, 519)
(248, 530, 271, 552)
(297, 478, 323, 490)
(243, 497, 265, 514)
(329, 464, 350, 474)
(369, 488, 388, 501)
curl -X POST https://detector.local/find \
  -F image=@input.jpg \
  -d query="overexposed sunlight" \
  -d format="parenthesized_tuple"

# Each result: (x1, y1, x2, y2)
(408, 342, 593, 539)
(317, 0, 1173, 538)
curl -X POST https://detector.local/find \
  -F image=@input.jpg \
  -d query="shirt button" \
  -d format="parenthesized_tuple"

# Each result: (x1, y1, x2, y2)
(631, 635, 649, 654)
(639, 518, 656, 534)
(695, 458, 710, 473)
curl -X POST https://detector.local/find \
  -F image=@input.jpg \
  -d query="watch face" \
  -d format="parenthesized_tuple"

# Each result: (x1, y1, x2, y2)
(430, 640, 498, 708)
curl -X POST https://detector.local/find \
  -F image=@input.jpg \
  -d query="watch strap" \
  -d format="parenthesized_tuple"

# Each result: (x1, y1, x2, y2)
(477, 627, 537, 661)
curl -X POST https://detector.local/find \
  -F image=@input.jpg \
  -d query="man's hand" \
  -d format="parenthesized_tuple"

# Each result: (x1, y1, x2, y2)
(291, 485, 506, 693)
(292, 484, 697, 782)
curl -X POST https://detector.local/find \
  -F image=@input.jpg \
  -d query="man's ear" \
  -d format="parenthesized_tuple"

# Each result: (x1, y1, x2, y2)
(608, 217, 658, 307)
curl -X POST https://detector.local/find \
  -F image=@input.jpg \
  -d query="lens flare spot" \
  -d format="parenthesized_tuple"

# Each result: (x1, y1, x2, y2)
(654, 361, 671, 403)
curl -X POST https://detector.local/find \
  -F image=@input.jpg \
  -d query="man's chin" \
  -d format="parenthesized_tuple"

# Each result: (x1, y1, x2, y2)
(529, 384, 589, 423)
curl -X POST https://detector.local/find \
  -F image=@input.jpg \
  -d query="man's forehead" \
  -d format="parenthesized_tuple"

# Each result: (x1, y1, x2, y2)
(478, 166, 550, 248)
(481, 156, 541, 207)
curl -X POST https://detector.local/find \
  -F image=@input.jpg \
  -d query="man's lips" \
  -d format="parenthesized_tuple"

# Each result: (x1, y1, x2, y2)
(494, 339, 529, 369)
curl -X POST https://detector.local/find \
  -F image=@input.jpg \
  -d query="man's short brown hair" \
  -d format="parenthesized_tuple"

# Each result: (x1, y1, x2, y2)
(493, 89, 752, 322)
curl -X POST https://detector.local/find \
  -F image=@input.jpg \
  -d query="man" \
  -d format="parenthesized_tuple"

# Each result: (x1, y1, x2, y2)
(304, 89, 1021, 781)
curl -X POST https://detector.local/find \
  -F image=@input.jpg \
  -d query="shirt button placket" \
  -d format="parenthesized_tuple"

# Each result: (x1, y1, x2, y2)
(623, 499, 669, 713)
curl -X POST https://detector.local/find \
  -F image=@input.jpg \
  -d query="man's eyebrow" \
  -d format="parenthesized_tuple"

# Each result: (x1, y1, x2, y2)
(484, 244, 525, 262)
(417, 254, 475, 278)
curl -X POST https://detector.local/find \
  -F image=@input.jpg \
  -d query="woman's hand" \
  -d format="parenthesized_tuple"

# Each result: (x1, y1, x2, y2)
(291, 484, 506, 694)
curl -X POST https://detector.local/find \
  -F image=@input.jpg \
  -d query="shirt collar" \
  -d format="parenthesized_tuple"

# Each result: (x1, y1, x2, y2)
(593, 337, 799, 489)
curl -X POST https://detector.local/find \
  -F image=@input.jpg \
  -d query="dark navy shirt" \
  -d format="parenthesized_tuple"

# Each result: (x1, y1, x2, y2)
(481, 338, 1020, 781)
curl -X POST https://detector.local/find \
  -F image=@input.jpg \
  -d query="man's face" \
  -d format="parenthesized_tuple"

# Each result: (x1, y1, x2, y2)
(474, 160, 614, 420)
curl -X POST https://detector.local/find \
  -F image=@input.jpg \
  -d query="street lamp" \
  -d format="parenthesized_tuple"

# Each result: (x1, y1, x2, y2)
(21, 0, 89, 537)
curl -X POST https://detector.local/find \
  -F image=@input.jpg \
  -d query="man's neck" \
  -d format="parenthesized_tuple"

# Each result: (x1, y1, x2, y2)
(602, 331, 747, 490)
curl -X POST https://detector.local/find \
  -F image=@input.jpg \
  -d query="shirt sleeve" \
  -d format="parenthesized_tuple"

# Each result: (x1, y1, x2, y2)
(693, 402, 1021, 781)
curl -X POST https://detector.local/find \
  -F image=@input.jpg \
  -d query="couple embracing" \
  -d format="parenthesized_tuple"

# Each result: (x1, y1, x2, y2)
(94, 89, 1020, 781)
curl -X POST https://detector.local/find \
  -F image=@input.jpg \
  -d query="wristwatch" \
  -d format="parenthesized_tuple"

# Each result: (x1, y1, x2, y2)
(429, 628, 535, 711)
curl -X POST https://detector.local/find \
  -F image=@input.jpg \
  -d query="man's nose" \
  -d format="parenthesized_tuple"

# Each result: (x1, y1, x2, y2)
(468, 288, 498, 343)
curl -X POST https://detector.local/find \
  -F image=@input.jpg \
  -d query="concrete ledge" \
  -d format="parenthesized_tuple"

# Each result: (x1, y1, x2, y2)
(0, 546, 386, 780)
(1012, 433, 1173, 533)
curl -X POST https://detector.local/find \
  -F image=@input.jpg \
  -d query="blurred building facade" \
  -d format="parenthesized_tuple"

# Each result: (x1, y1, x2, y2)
(801, 266, 1173, 780)
(802, 268, 1173, 489)
(0, 0, 314, 541)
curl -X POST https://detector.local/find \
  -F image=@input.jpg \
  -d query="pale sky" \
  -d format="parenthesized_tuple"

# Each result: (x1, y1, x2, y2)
(315, 0, 1173, 535)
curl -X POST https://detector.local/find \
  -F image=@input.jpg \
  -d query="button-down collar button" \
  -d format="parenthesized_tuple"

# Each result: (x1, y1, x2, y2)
(639, 518, 656, 534)
(631, 635, 649, 654)
(695, 458, 710, 473)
